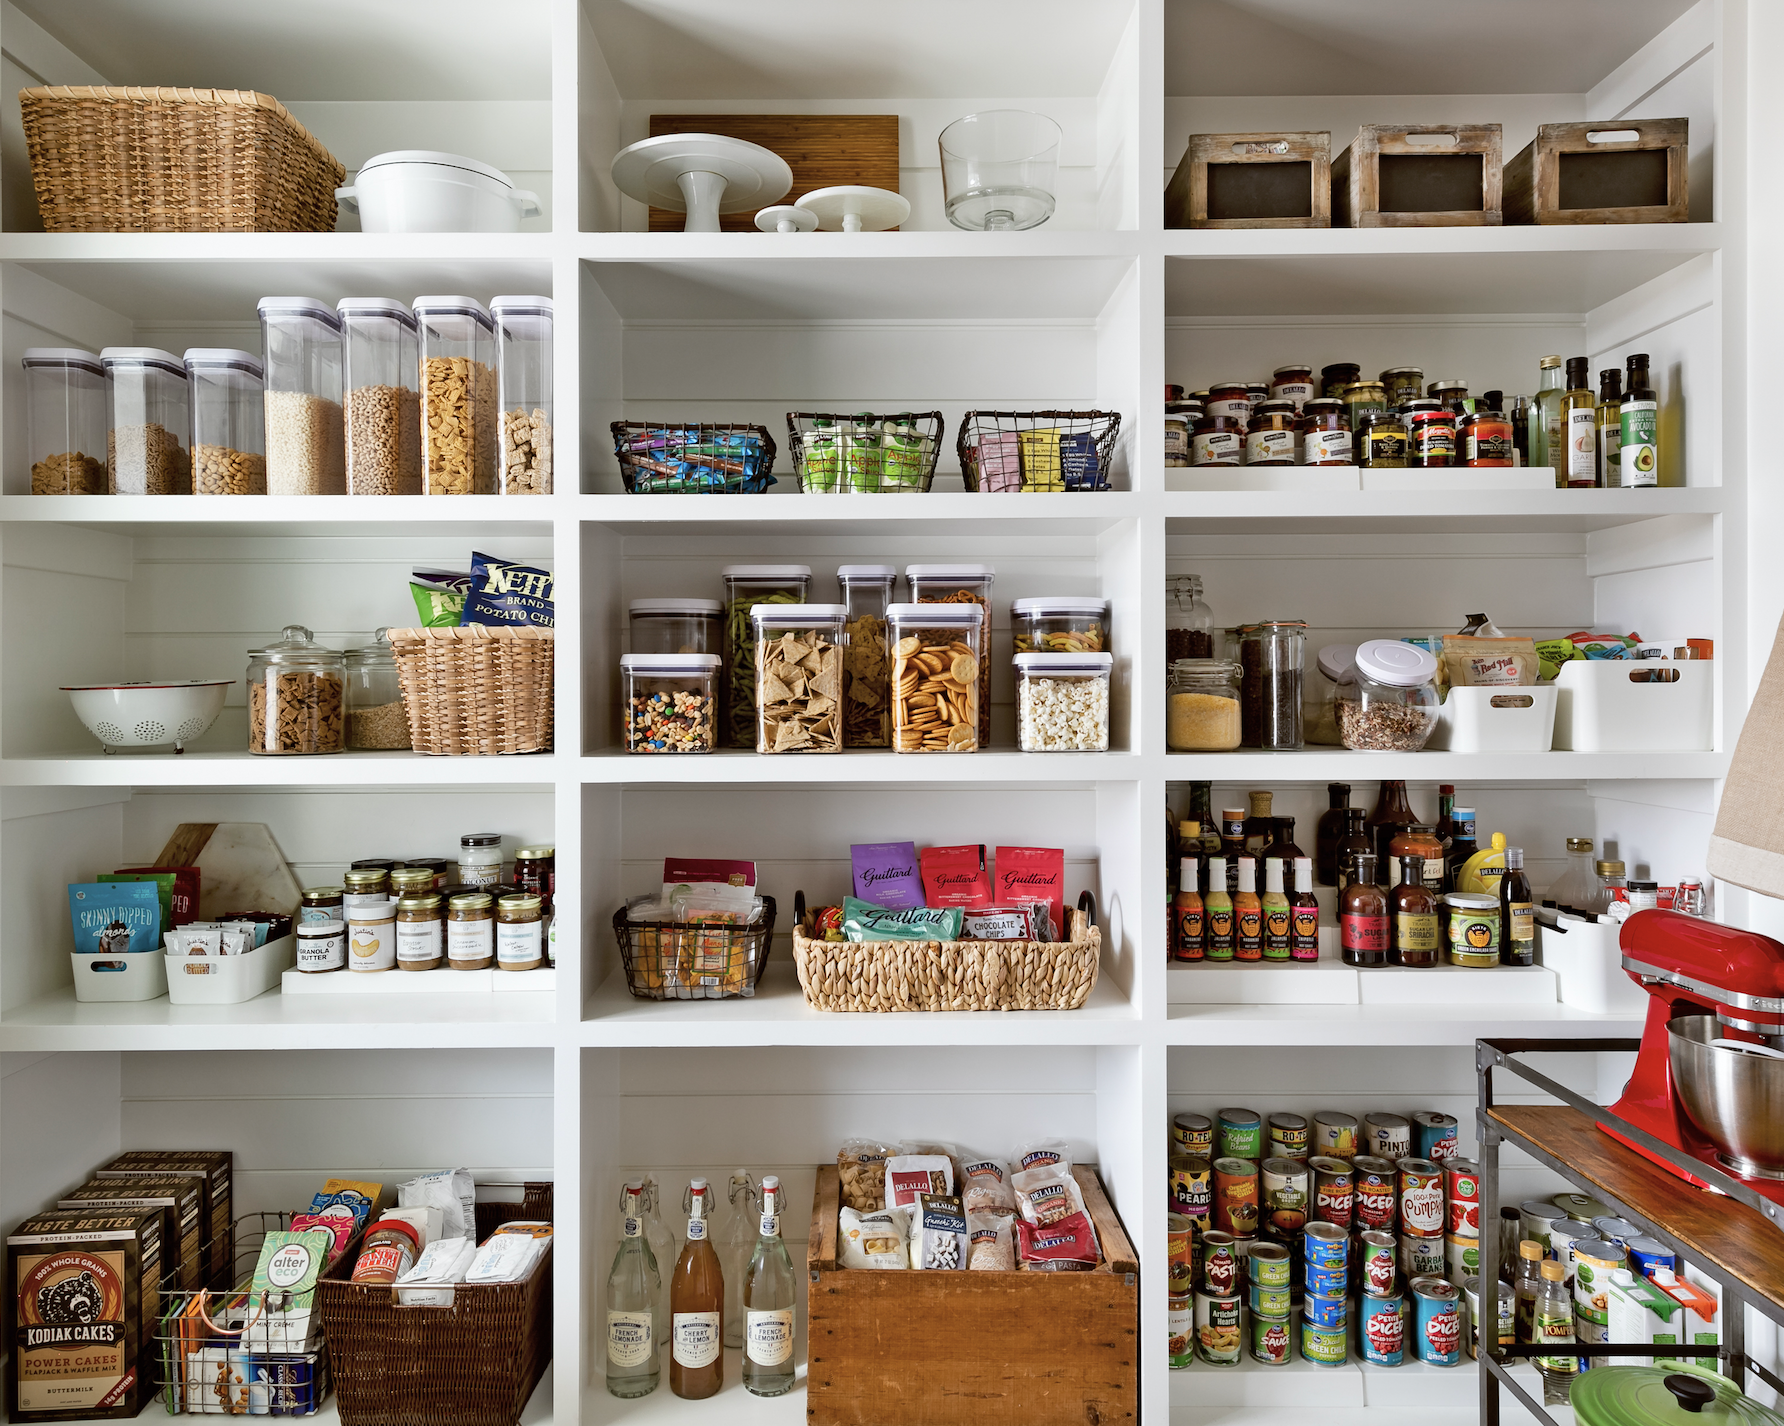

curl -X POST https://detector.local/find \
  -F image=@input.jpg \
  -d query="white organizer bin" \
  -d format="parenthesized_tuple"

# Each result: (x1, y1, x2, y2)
(70, 951, 167, 1002)
(1551, 660, 1713, 751)
(1537, 915, 1646, 1014)
(1427, 684, 1558, 752)
(165, 934, 292, 1006)
(281, 965, 556, 994)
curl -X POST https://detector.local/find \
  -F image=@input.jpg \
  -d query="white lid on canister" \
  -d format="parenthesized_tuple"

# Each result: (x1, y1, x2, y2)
(1011, 596, 1109, 617)
(751, 603, 846, 625)
(629, 598, 722, 616)
(100, 346, 187, 376)
(1317, 644, 1357, 681)
(1013, 652, 1112, 672)
(256, 297, 342, 329)
(22, 347, 102, 374)
(837, 564, 896, 582)
(491, 295, 553, 316)
(183, 349, 263, 377)
(620, 653, 720, 671)
(412, 295, 494, 328)
(905, 564, 994, 580)
(337, 297, 417, 327)
(722, 564, 812, 579)
(888, 601, 983, 624)
(1353, 638, 1438, 688)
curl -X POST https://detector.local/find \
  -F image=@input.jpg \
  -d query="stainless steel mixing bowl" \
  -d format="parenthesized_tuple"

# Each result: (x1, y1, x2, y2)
(1669, 1014, 1784, 1176)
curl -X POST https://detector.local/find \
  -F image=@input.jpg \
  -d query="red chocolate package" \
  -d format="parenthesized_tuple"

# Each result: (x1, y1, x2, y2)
(1016, 1210, 1100, 1272)
(994, 847, 1065, 941)
(920, 844, 992, 909)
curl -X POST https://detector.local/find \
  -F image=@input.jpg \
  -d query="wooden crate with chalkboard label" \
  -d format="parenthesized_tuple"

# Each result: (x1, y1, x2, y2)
(1504, 117, 1689, 224)
(1331, 124, 1503, 227)
(1165, 131, 1330, 229)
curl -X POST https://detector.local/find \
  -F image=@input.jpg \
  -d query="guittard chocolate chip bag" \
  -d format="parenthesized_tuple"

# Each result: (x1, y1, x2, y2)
(993, 846, 1066, 940)
(920, 843, 992, 908)
(850, 841, 923, 909)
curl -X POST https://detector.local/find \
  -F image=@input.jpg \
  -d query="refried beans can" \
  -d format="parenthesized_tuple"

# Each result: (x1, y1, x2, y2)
(1352, 1155, 1399, 1232)
(1445, 1158, 1480, 1237)
(1398, 1157, 1445, 1236)
(1217, 1108, 1263, 1161)
(1309, 1156, 1354, 1229)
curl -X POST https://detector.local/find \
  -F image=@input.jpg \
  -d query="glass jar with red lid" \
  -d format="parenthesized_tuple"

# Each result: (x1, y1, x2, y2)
(1404, 400, 1456, 468)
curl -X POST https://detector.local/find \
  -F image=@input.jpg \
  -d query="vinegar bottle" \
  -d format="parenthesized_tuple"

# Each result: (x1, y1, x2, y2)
(670, 1179, 725, 1399)
(1234, 857, 1262, 960)
(1500, 848, 1536, 967)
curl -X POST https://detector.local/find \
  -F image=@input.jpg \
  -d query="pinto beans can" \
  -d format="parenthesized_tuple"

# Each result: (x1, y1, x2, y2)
(1352, 1155, 1398, 1232)
(1260, 1157, 1310, 1238)
(1398, 1157, 1444, 1236)
(1445, 1158, 1480, 1236)
(1309, 1156, 1354, 1229)
(1365, 1112, 1411, 1162)
(1359, 1289, 1405, 1366)
(1212, 1158, 1261, 1237)
(1412, 1274, 1463, 1365)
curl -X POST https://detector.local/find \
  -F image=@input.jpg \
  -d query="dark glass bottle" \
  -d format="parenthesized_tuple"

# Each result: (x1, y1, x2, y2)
(1434, 784, 1456, 848)
(1339, 853, 1389, 968)
(1269, 816, 1306, 865)
(1500, 847, 1536, 967)
(1391, 855, 1441, 967)
(1316, 782, 1352, 886)
(1367, 780, 1418, 866)
(1220, 805, 1247, 893)
(1243, 791, 1276, 859)
(1447, 807, 1479, 894)
(1336, 809, 1372, 890)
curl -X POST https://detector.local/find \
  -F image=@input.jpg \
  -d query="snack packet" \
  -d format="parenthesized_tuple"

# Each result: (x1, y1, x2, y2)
(397, 1168, 476, 1240)
(1441, 634, 1539, 688)
(958, 1155, 1016, 1212)
(993, 847, 1065, 940)
(885, 1155, 953, 1208)
(838, 1206, 908, 1269)
(851, 842, 923, 909)
(842, 897, 963, 943)
(1017, 1211, 1100, 1271)
(909, 1193, 969, 1271)
(959, 906, 1034, 941)
(1012, 1163, 1088, 1228)
(920, 844, 992, 908)
(1014, 1138, 1071, 1173)
(967, 1208, 1018, 1270)
(98, 871, 178, 933)
(459, 551, 554, 629)
(411, 582, 467, 627)
(837, 1140, 894, 1212)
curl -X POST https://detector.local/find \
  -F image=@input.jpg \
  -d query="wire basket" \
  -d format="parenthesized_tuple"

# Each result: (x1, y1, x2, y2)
(956, 410, 1120, 492)
(613, 895, 777, 999)
(785, 411, 945, 492)
(612, 422, 778, 493)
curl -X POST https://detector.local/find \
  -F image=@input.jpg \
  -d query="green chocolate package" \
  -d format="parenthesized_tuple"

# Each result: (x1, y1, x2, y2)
(842, 897, 963, 942)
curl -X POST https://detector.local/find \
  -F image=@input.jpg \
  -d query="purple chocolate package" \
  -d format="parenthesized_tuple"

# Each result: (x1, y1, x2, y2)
(851, 842, 923, 910)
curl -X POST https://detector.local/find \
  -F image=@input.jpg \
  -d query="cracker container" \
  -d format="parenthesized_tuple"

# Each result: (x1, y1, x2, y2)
(628, 598, 722, 655)
(23, 347, 106, 494)
(247, 624, 346, 755)
(887, 601, 985, 753)
(185, 348, 266, 495)
(839, 564, 896, 748)
(491, 295, 553, 494)
(102, 346, 190, 494)
(257, 297, 345, 495)
(721, 564, 813, 747)
(339, 297, 421, 495)
(751, 604, 846, 754)
(905, 563, 996, 746)
(415, 295, 497, 495)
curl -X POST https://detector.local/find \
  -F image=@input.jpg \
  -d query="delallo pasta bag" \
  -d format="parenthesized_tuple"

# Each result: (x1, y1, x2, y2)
(994, 847, 1065, 940)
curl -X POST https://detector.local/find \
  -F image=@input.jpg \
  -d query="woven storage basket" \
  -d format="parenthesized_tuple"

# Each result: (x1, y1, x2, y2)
(791, 892, 1101, 1012)
(20, 86, 344, 233)
(386, 626, 553, 755)
(317, 1184, 552, 1426)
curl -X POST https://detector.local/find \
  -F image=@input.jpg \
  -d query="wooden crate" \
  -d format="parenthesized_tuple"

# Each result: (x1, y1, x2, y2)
(1165, 131, 1330, 229)
(806, 1164, 1138, 1425)
(1331, 124, 1503, 227)
(1504, 117, 1689, 225)
(645, 114, 898, 231)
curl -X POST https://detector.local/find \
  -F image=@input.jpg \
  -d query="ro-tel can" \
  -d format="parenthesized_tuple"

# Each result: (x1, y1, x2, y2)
(1194, 1289, 1242, 1366)
(1552, 1192, 1610, 1224)
(1359, 1229, 1397, 1296)
(1352, 1156, 1399, 1232)
(1365, 1112, 1412, 1162)
(1248, 1240, 1292, 1287)
(1212, 1157, 1261, 1238)
(1444, 892, 1500, 967)
(1261, 1157, 1310, 1238)
(1592, 1216, 1643, 1250)
(1628, 1236, 1677, 1279)
(1313, 1110, 1359, 1161)
(1445, 1158, 1480, 1237)
(1399, 1233, 1445, 1281)
(1250, 1281, 1293, 1318)
(1412, 1112, 1459, 1162)
(1268, 1112, 1310, 1160)
(1168, 1213, 1194, 1289)
(1301, 1314, 1349, 1367)
(1309, 1156, 1354, 1229)
(1168, 1289, 1194, 1369)
(1201, 1229, 1239, 1295)
(1303, 1290, 1347, 1329)
(1173, 1112, 1215, 1157)
(1170, 1152, 1213, 1222)
(1359, 1288, 1405, 1366)
(1571, 1239, 1625, 1328)
(1250, 1312, 1293, 1365)
(1217, 1107, 1264, 1160)
(1519, 1200, 1565, 1253)
(1398, 1157, 1444, 1237)
(1445, 1233, 1480, 1286)
(1411, 1274, 1463, 1366)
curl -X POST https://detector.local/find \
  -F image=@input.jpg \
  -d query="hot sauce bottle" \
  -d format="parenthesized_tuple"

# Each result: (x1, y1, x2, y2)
(1340, 853, 1388, 968)
(1290, 857, 1320, 961)
(1204, 857, 1234, 960)
(1234, 856, 1263, 960)
(1174, 856, 1204, 962)
(1262, 858, 1291, 960)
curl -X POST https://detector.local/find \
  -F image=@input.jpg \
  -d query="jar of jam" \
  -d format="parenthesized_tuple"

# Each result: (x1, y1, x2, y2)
(1319, 362, 1361, 399)
(296, 919, 346, 972)
(396, 892, 444, 972)
(1404, 400, 1456, 468)
(390, 866, 435, 899)
(1344, 381, 1387, 432)
(1460, 409, 1514, 467)
(1299, 399, 1351, 466)
(1205, 381, 1251, 425)
(513, 846, 555, 914)
(1270, 364, 1315, 410)
(1191, 413, 1243, 466)
(447, 891, 495, 970)
(351, 1217, 421, 1284)
(496, 892, 544, 972)
(1245, 400, 1297, 466)
(1379, 366, 1424, 409)
(300, 886, 343, 924)
(1357, 409, 1408, 468)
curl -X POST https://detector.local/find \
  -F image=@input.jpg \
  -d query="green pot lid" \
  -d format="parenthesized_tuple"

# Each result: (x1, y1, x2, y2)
(1573, 1364, 1784, 1426)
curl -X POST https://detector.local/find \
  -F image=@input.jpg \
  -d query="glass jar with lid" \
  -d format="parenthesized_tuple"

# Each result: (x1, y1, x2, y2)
(342, 867, 390, 914)
(395, 892, 444, 972)
(513, 846, 554, 913)
(103, 347, 190, 495)
(414, 295, 497, 494)
(886, 601, 984, 753)
(721, 565, 813, 747)
(1302, 643, 1356, 746)
(1299, 399, 1351, 466)
(1320, 362, 1361, 399)
(1343, 380, 1387, 431)
(906, 564, 995, 747)
(447, 891, 495, 969)
(630, 598, 721, 655)
(257, 298, 345, 495)
(1335, 639, 1440, 752)
(347, 898, 396, 972)
(1164, 411, 1191, 467)
(1357, 408, 1409, 468)
(752, 604, 847, 754)
(1205, 381, 1251, 424)
(295, 919, 346, 973)
(24, 348, 106, 493)
(301, 886, 344, 923)
(490, 295, 553, 494)
(345, 627, 410, 750)
(458, 833, 504, 888)
(1015, 651, 1111, 751)
(839, 565, 896, 748)
(247, 624, 345, 754)
(621, 653, 718, 752)
(390, 867, 435, 900)
(1167, 659, 1242, 751)
(496, 892, 544, 971)
(1191, 413, 1243, 466)
(1238, 620, 1306, 751)
(1270, 364, 1315, 410)
(185, 349, 265, 495)
(338, 297, 420, 496)
(1461, 408, 1514, 467)
(1428, 378, 1469, 408)
(1379, 367, 1424, 409)
(1012, 596, 1110, 654)
(1245, 400, 1297, 466)
(1166, 574, 1214, 667)
(1404, 400, 1456, 468)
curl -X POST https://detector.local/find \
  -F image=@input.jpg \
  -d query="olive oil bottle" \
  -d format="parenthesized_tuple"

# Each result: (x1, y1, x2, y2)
(1530, 354, 1565, 483)
(1595, 368, 1623, 487)
(1561, 357, 1596, 489)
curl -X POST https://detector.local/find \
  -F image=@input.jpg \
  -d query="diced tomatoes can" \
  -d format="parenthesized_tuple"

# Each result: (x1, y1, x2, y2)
(1411, 1274, 1463, 1366)
(1359, 1289, 1405, 1366)
(1352, 1155, 1398, 1231)
(1310, 1155, 1354, 1229)
(1412, 1111, 1459, 1161)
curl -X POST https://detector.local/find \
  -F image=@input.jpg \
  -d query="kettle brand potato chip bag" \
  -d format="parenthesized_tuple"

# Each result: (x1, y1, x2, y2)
(920, 844, 992, 908)
(994, 847, 1065, 939)
(459, 551, 554, 629)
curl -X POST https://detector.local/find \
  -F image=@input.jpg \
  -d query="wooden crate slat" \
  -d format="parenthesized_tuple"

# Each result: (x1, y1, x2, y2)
(1165, 131, 1331, 229)
(1504, 117, 1689, 225)
(1332, 123, 1503, 228)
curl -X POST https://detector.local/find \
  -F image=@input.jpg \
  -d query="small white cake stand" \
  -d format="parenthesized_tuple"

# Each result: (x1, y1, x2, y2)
(755, 205, 818, 233)
(610, 134, 793, 232)
(797, 185, 911, 232)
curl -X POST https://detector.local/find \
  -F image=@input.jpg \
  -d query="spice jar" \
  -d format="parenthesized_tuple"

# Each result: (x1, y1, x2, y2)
(102, 347, 190, 495)
(1270, 364, 1315, 410)
(257, 298, 345, 495)
(345, 628, 410, 750)
(295, 919, 345, 973)
(447, 891, 495, 970)
(887, 601, 984, 753)
(415, 295, 497, 494)
(1404, 400, 1456, 468)
(1191, 412, 1243, 466)
(24, 348, 106, 494)
(339, 298, 421, 496)
(185, 349, 266, 495)
(1335, 640, 1439, 752)
(347, 898, 396, 972)
(246, 625, 345, 755)
(458, 833, 504, 889)
(1357, 409, 1408, 468)
(343, 867, 390, 915)
(1245, 400, 1297, 466)
(1238, 620, 1305, 751)
(906, 564, 995, 747)
(1012, 597, 1110, 654)
(721, 565, 813, 748)
(628, 598, 721, 656)
(1299, 399, 1351, 466)
(1167, 658, 1242, 751)
(622, 653, 718, 753)
(351, 1217, 421, 1284)
(490, 295, 553, 494)
(513, 846, 555, 914)
(495, 892, 544, 971)
(395, 893, 444, 972)
(1380, 367, 1424, 409)
(300, 886, 344, 924)
(752, 604, 846, 754)
(1015, 651, 1111, 751)
(840, 565, 895, 748)
(1461, 408, 1514, 467)
(1320, 362, 1361, 399)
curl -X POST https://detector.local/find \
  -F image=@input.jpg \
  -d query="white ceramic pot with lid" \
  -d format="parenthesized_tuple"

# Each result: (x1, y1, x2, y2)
(337, 151, 542, 233)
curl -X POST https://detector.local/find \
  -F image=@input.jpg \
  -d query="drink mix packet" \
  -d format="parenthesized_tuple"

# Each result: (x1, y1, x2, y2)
(994, 847, 1065, 940)
(851, 842, 923, 909)
(920, 844, 992, 908)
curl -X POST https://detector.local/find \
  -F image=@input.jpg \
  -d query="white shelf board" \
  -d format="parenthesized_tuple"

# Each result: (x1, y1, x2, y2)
(1161, 750, 1728, 780)
(585, 1352, 803, 1425)
(1161, 485, 1723, 533)
(1168, 1348, 1541, 1413)
(0, 494, 554, 532)
(1165, 999, 1642, 1045)
(577, 748, 1142, 784)
(282, 966, 555, 994)
(1, 751, 562, 787)
(567, 491, 1142, 532)
(1167, 961, 1558, 1007)
(583, 959, 1140, 1046)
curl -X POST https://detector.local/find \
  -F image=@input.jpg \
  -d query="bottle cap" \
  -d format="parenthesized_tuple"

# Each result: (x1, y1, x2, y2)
(1541, 1260, 1564, 1281)
(1566, 838, 1593, 853)
(1521, 1239, 1543, 1258)
(1596, 860, 1626, 875)
(1505, 847, 1525, 869)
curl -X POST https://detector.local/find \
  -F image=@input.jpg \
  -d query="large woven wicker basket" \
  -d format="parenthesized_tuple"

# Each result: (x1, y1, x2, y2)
(387, 626, 553, 756)
(19, 86, 344, 232)
(791, 892, 1101, 1012)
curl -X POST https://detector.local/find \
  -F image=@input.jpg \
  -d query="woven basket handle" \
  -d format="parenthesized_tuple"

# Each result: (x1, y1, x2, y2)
(795, 890, 807, 926)
(1072, 890, 1098, 941)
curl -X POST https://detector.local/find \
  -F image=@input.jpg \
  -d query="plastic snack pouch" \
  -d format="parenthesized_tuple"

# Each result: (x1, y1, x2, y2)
(851, 841, 923, 909)
(959, 906, 1035, 941)
(993, 847, 1065, 940)
(842, 897, 963, 942)
(411, 582, 467, 627)
(459, 550, 555, 629)
(920, 843, 992, 908)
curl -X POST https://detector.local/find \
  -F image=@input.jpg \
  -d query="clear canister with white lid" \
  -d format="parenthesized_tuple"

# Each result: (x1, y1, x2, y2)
(339, 297, 420, 496)
(185, 349, 265, 496)
(490, 294, 552, 494)
(839, 565, 896, 748)
(905, 564, 995, 746)
(415, 295, 497, 495)
(721, 565, 813, 747)
(621, 653, 719, 753)
(887, 601, 985, 753)
(1336, 639, 1440, 752)
(752, 603, 846, 754)
(102, 347, 189, 495)
(1015, 651, 1111, 751)
(1304, 643, 1356, 747)
(258, 297, 345, 495)
(629, 598, 722, 655)
(23, 348, 106, 494)
(1011, 596, 1110, 654)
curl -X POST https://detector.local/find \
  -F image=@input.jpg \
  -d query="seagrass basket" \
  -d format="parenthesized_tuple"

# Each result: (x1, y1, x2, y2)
(791, 891, 1100, 1012)
(19, 87, 344, 232)
(386, 626, 553, 755)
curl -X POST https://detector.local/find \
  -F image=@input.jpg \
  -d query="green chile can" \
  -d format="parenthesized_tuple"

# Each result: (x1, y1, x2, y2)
(1250, 1281, 1293, 1317)
(1301, 1314, 1349, 1367)
(1247, 1240, 1292, 1289)
(1444, 893, 1500, 967)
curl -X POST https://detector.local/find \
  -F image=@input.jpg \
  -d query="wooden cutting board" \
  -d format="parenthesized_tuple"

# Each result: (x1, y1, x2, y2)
(646, 114, 900, 231)
(153, 822, 303, 921)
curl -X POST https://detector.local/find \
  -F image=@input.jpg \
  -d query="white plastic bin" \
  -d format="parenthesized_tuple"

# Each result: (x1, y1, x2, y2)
(1427, 685, 1558, 751)
(164, 934, 292, 1005)
(70, 952, 167, 1002)
(1537, 915, 1646, 1015)
(1551, 660, 1713, 752)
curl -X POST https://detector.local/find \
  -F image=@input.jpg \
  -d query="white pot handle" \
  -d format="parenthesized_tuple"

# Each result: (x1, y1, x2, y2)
(334, 185, 360, 214)
(512, 189, 542, 220)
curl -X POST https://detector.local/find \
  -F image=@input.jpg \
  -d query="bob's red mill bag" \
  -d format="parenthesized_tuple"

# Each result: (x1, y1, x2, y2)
(7, 1206, 162, 1422)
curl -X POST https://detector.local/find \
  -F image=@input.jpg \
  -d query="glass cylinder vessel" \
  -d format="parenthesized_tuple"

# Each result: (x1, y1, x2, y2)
(345, 627, 410, 750)
(339, 297, 420, 496)
(491, 295, 553, 494)
(1011, 596, 1110, 654)
(246, 624, 345, 755)
(886, 601, 984, 753)
(24, 348, 106, 493)
(185, 349, 265, 495)
(1166, 575, 1214, 668)
(1167, 658, 1242, 751)
(1336, 640, 1439, 753)
(938, 110, 1060, 231)
(629, 599, 722, 656)
(906, 564, 995, 747)
(258, 298, 345, 495)
(415, 295, 497, 494)
(103, 347, 190, 495)
(752, 605, 846, 753)
(1239, 621, 1305, 751)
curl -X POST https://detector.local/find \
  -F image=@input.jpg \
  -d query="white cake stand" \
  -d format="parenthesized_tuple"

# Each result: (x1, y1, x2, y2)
(755, 205, 818, 233)
(610, 134, 793, 232)
(797, 185, 911, 232)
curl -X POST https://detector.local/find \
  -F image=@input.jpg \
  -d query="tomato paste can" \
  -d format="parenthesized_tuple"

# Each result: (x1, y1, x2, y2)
(1445, 1158, 1480, 1237)
(1217, 1107, 1263, 1160)
(1365, 1111, 1411, 1162)
(1412, 1111, 1459, 1162)
(1212, 1157, 1261, 1237)
(1170, 1152, 1212, 1222)
(1200, 1229, 1239, 1295)
(1310, 1155, 1354, 1229)
(1267, 1112, 1309, 1160)
(1260, 1157, 1310, 1238)
(1303, 1220, 1349, 1271)
(1352, 1155, 1398, 1232)
(1313, 1110, 1359, 1161)
(1195, 1289, 1242, 1366)
(1397, 1157, 1444, 1236)
(1445, 1233, 1480, 1286)
(1250, 1281, 1293, 1318)
(1168, 1289, 1194, 1368)
(1399, 1232, 1445, 1281)
(1250, 1312, 1293, 1365)
(1359, 1289, 1405, 1366)
(1173, 1112, 1214, 1157)
(1358, 1229, 1397, 1296)
(1301, 1316, 1348, 1367)
(1411, 1274, 1463, 1365)
(1246, 1240, 1291, 1288)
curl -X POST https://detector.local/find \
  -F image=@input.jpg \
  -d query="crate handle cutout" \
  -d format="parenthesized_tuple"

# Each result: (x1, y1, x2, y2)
(1587, 129, 1643, 144)
(1490, 694, 1535, 708)
(1403, 132, 1460, 147)
(1230, 140, 1289, 155)
(1632, 667, 1683, 683)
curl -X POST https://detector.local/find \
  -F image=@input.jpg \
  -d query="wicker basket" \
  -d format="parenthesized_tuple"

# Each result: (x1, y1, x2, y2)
(613, 421, 777, 493)
(956, 410, 1121, 492)
(19, 86, 344, 233)
(317, 1185, 553, 1426)
(791, 892, 1100, 1012)
(386, 626, 553, 756)
(613, 895, 777, 999)
(786, 411, 945, 492)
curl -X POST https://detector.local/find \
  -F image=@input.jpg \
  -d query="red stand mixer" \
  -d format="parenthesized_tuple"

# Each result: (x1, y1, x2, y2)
(1609, 908, 1784, 1203)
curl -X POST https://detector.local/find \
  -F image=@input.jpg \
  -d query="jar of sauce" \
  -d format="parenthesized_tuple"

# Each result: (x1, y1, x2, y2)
(458, 832, 503, 888)
(496, 892, 544, 972)
(1299, 399, 1351, 466)
(1270, 364, 1315, 410)
(513, 846, 555, 914)
(1205, 381, 1251, 425)
(351, 857, 395, 875)
(296, 919, 346, 972)
(1320, 362, 1361, 399)
(396, 892, 444, 972)
(1379, 367, 1424, 410)
(1404, 400, 1456, 468)
(1191, 413, 1244, 466)
(1164, 415, 1190, 467)
(1357, 409, 1408, 468)
(1344, 381, 1387, 432)
(447, 891, 495, 970)
(351, 1217, 421, 1284)
(347, 900, 395, 973)
(1461, 409, 1513, 466)
(1390, 855, 1441, 968)
(1389, 825, 1447, 894)
(342, 867, 389, 915)
(300, 886, 343, 924)
(1245, 400, 1297, 466)
(1245, 382, 1269, 414)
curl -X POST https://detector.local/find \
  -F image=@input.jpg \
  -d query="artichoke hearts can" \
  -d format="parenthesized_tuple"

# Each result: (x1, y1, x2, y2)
(1173, 1112, 1214, 1157)
(1412, 1111, 1459, 1162)
(1260, 1157, 1310, 1238)
(1398, 1157, 1445, 1236)
(1352, 1155, 1399, 1232)
(1359, 1289, 1405, 1366)
(1250, 1312, 1293, 1365)
(1301, 1316, 1348, 1366)
(1313, 1110, 1359, 1161)
(1217, 1107, 1263, 1161)
(1195, 1289, 1242, 1366)
(1364, 1112, 1411, 1162)
(1309, 1155, 1354, 1229)
(1168, 1289, 1194, 1369)
(1267, 1112, 1309, 1160)
(1212, 1157, 1261, 1237)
